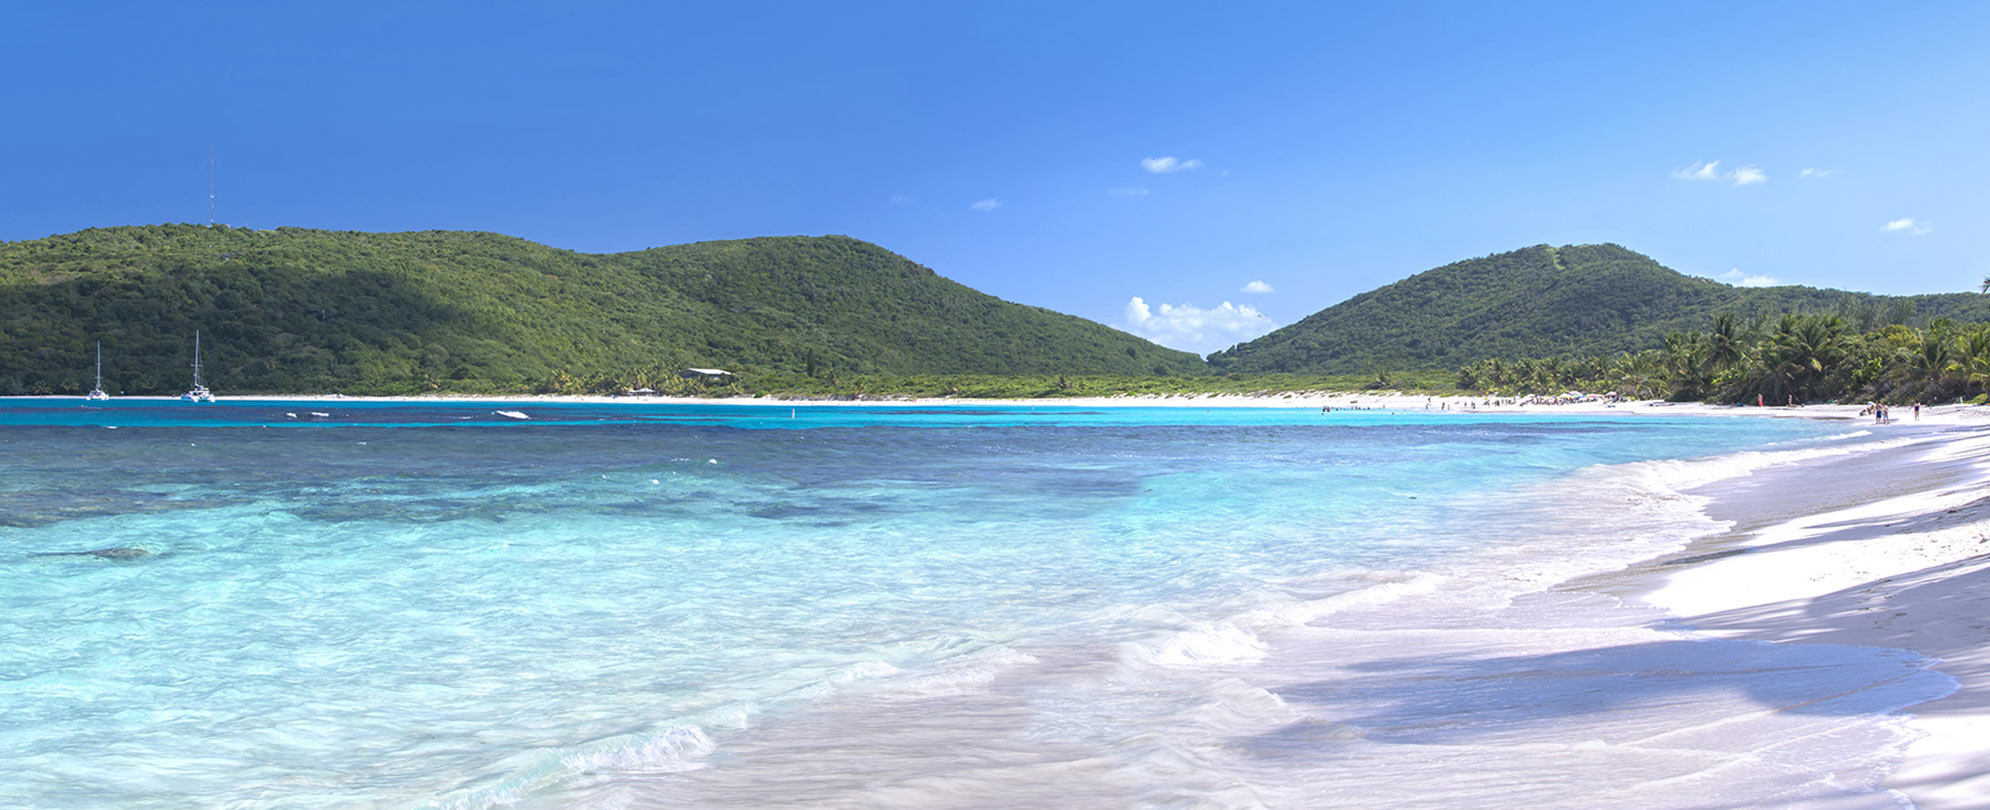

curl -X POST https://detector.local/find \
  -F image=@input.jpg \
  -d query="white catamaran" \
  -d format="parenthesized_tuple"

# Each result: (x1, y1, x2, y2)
(86, 341, 110, 400)
(181, 332, 215, 402)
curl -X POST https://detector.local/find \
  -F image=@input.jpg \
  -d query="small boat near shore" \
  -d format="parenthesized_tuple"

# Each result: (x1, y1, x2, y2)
(181, 332, 214, 403)
(86, 342, 110, 401)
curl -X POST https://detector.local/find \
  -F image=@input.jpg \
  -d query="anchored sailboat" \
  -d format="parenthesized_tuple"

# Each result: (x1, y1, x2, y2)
(86, 341, 110, 400)
(181, 332, 214, 402)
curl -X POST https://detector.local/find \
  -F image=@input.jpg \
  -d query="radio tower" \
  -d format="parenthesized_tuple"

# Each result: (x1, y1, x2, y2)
(208, 145, 216, 226)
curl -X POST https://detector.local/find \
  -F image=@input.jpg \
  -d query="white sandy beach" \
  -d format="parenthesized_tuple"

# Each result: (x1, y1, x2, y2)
(1628, 418, 1990, 809)
(152, 388, 1960, 418)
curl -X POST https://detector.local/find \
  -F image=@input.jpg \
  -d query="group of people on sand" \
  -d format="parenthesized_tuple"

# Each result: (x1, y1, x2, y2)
(1862, 401, 1922, 424)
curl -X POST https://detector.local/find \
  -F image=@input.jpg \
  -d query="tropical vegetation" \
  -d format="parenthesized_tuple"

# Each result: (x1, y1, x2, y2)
(1211, 244, 1990, 374)
(0, 225, 1203, 395)
(1453, 313, 1990, 405)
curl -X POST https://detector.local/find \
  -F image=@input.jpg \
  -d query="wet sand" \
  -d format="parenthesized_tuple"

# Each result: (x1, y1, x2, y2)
(1604, 422, 1990, 808)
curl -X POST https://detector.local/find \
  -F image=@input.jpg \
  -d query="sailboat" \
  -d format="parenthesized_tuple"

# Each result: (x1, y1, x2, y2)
(181, 332, 215, 402)
(86, 341, 110, 400)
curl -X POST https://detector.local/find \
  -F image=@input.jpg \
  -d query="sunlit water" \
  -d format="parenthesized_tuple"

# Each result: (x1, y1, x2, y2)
(0, 400, 1950, 808)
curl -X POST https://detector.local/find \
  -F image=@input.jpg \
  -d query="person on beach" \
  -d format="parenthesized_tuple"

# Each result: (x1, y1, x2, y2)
(1915, 403, 1922, 420)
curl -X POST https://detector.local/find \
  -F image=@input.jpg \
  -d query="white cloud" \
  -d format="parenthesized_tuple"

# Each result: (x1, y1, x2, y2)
(969, 198, 1002, 212)
(1721, 268, 1779, 288)
(1673, 160, 1724, 182)
(1141, 156, 1203, 174)
(1672, 160, 1766, 186)
(1108, 186, 1150, 196)
(1239, 280, 1274, 294)
(1882, 217, 1933, 235)
(1798, 168, 1837, 179)
(1122, 296, 1278, 355)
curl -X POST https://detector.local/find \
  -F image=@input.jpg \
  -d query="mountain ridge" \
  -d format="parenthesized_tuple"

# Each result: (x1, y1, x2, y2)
(1209, 243, 1990, 373)
(7, 227, 1985, 395)
(0, 224, 1204, 395)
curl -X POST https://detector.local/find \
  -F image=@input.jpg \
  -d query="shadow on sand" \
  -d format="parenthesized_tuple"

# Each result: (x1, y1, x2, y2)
(1259, 636, 1951, 747)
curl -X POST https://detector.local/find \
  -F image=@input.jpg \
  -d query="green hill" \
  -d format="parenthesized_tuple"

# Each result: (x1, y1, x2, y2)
(1208, 243, 1990, 374)
(0, 225, 1203, 395)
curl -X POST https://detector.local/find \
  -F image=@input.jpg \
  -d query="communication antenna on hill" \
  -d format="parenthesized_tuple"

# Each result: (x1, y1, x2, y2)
(208, 145, 216, 226)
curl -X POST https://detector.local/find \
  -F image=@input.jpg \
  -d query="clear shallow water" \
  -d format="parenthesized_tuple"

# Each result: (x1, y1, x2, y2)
(0, 401, 1945, 808)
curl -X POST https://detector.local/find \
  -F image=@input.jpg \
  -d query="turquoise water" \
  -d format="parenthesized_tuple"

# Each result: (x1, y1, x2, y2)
(0, 401, 1937, 808)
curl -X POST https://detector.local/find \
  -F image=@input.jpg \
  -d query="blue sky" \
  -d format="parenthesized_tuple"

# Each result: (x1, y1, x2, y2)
(4, 2, 1986, 354)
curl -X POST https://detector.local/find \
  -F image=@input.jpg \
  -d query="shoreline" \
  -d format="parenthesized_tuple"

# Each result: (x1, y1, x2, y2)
(15, 390, 1988, 425)
(1587, 422, 1990, 808)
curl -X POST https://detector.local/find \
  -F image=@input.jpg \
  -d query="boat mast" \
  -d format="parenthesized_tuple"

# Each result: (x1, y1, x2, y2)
(95, 341, 103, 390)
(192, 331, 202, 387)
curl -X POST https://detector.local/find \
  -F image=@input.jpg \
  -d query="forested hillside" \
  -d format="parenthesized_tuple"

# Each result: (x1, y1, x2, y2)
(0, 225, 1204, 395)
(1208, 244, 1990, 374)
(8, 229, 1985, 397)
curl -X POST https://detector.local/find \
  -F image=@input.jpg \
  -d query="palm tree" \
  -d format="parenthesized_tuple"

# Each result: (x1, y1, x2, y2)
(1955, 325, 1990, 394)
(1896, 331, 1954, 390)
(1706, 312, 1746, 372)
(1749, 314, 1845, 403)
(1614, 351, 1663, 399)
(1538, 357, 1566, 392)
(1751, 324, 1797, 403)
(1662, 330, 1711, 396)
(1512, 358, 1544, 394)
(1780, 314, 1847, 401)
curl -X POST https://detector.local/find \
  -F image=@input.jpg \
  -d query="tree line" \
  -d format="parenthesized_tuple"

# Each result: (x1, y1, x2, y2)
(1455, 312, 1990, 404)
